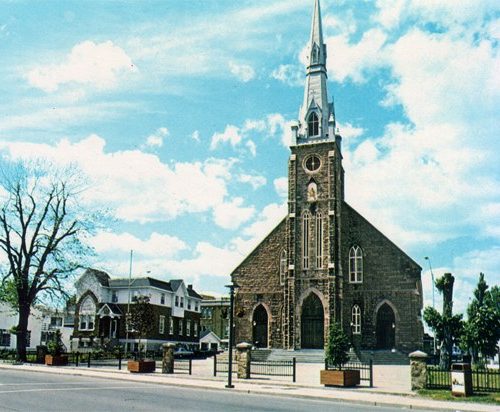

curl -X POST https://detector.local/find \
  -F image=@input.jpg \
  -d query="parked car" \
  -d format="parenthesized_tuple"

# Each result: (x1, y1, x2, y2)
(174, 347, 194, 359)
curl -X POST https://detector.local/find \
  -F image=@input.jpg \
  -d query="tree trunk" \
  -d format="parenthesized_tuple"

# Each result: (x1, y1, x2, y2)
(439, 274, 454, 370)
(16, 303, 30, 362)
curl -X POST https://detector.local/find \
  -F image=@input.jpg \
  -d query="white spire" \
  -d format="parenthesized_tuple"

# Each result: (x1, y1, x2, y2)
(294, 0, 335, 145)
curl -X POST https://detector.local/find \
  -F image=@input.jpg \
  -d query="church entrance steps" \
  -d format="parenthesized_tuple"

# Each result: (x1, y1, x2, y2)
(265, 349, 324, 363)
(357, 350, 409, 365)
(250, 349, 271, 362)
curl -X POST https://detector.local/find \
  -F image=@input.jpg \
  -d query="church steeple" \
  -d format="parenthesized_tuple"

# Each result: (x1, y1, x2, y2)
(292, 0, 335, 145)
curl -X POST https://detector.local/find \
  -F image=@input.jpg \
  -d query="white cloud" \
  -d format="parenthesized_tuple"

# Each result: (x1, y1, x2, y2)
(212, 197, 255, 230)
(338, 122, 365, 140)
(191, 130, 200, 142)
(271, 64, 303, 87)
(228, 61, 255, 82)
(27, 40, 136, 92)
(91, 231, 187, 258)
(238, 174, 267, 190)
(146, 127, 169, 148)
(0, 135, 242, 227)
(210, 125, 242, 150)
(322, 29, 388, 83)
(273, 177, 288, 198)
(210, 113, 294, 156)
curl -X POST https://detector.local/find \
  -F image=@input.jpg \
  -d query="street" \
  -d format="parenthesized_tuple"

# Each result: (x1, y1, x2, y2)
(0, 369, 413, 412)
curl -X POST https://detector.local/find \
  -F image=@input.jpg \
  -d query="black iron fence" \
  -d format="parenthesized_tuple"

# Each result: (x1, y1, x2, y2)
(325, 360, 374, 387)
(213, 353, 237, 376)
(426, 366, 500, 392)
(250, 359, 296, 382)
(174, 359, 192, 375)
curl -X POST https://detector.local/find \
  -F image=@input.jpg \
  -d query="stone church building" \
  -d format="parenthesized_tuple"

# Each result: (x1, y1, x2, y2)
(231, 0, 423, 353)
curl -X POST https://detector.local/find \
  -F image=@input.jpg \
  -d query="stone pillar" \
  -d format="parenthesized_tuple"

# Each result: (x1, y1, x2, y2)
(236, 342, 252, 379)
(409, 350, 428, 390)
(162, 343, 175, 374)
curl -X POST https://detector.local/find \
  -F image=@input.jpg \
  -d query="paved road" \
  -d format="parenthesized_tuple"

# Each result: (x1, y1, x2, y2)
(0, 369, 414, 412)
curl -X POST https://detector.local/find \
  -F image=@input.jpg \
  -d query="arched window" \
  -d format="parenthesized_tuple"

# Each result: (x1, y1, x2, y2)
(349, 245, 363, 283)
(79, 296, 96, 331)
(279, 249, 287, 285)
(352, 305, 361, 334)
(315, 211, 323, 268)
(308, 112, 319, 137)
(302, 211, 311, 269)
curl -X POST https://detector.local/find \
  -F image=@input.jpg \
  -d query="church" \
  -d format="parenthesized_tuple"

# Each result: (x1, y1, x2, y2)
(231, 0, 423, 353)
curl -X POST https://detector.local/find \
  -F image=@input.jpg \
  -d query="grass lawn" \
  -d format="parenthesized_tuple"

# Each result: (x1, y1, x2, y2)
(417, 389, 500, 405)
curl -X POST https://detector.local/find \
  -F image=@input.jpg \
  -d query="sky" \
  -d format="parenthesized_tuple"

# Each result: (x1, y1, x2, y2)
(0, 0, 498, 317)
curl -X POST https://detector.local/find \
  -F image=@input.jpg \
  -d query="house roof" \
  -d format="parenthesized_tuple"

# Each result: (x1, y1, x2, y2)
(200, 330, 221, 342)
(108, 277, 202, 299)
(80, 268, 110, 286)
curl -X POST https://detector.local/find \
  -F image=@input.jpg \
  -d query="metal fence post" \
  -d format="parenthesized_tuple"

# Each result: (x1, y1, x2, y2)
(87, 352, 91, 368)
(369, 359, 373, 388)
(75, 352, 79, 367)
(292, 357, 296, 383)
(213, 354, 217, 376)
(118, 350, 122, 370)
(189, 359, 192, 375)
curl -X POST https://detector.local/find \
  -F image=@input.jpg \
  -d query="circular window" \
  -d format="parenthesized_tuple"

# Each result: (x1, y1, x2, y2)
(304, 155, 321, 173)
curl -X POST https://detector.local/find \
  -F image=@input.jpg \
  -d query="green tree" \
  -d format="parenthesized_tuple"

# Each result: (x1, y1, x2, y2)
(0, 161, 95, 361)
(423, 272, 463, 370)
(462, 274, 500, 365)
(128, 295, 155, 358)
(325, 322, 350, 370)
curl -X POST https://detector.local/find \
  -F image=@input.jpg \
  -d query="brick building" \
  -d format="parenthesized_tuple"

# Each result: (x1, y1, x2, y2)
(72, 269, 202, 352)
(231, 0, 423, 353)
(200, 295, 230, 348)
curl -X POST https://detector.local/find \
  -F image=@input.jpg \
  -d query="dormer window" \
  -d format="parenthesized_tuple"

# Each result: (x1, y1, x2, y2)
(308, 112, 319, 137)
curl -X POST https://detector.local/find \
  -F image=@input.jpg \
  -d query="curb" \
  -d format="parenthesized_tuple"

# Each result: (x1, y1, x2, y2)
(0, 363, 496, 412)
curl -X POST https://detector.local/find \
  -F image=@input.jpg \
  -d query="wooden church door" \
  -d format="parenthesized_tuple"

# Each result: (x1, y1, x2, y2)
(301, 293, 324, 349)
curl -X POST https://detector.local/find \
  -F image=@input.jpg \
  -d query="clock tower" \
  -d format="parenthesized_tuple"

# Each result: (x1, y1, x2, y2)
(283, 0, 344, 349)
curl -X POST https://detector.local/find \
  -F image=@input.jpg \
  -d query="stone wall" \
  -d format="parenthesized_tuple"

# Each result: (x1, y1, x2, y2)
(232, 220, 287, 347)
(341, 203, 423, 352)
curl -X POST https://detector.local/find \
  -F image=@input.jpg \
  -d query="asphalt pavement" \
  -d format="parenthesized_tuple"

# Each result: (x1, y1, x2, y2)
(0, 368, 407, 412)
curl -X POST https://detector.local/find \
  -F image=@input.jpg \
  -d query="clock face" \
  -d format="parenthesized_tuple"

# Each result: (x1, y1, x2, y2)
(304, 155, 321, 173)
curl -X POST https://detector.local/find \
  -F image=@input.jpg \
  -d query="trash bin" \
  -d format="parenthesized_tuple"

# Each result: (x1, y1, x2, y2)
(451, 363, 473, 397)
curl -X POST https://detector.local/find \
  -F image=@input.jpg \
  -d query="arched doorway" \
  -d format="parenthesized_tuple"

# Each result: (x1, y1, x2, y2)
(252, 305, 268, 348)
(301, 293, 324, 349)
(376, 303, 396, 349)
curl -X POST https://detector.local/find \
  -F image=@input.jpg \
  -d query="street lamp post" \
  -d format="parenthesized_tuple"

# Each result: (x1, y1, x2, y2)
(225, 282, 239, 389)
(424, 256, 436, 354)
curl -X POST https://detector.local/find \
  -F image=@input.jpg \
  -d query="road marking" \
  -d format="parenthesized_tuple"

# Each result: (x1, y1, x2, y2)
(0, 382, 109, 387)
(0, 385, 165, 394)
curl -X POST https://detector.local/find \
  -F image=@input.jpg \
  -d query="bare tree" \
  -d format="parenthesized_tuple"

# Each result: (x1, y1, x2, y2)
(0, 161, 94, 361)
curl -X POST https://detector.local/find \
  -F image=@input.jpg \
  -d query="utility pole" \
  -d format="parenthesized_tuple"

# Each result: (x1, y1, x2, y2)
(424, 256, 436, 355)
(225, 282, 239, 389)
(124, 250, 133, 358)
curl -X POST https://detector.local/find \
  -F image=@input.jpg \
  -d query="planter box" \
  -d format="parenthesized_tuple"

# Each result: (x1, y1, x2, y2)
(127, 360, 156, 373)
(320, 369, 360, 387)
(45, 355, 68, 366)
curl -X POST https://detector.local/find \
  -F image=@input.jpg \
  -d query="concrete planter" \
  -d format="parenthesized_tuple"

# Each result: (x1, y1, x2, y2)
(127, 360, 156, 373)
(320, 369, 360, 387)
(45, 355, 68, 366)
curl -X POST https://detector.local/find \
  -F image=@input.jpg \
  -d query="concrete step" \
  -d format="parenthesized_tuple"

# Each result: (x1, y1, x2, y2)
(250, 349, 271, 361)
(267, 349, 324, 363)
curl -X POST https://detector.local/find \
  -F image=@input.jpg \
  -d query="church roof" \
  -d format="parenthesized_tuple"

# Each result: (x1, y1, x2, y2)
(343, 201, 422, 270)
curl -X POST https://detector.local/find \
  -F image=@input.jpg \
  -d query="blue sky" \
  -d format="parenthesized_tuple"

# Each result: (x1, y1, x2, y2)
(0, 0, 499, 316)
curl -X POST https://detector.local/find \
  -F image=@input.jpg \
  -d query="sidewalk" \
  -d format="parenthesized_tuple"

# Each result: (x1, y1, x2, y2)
(0, 362, 497, 412)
